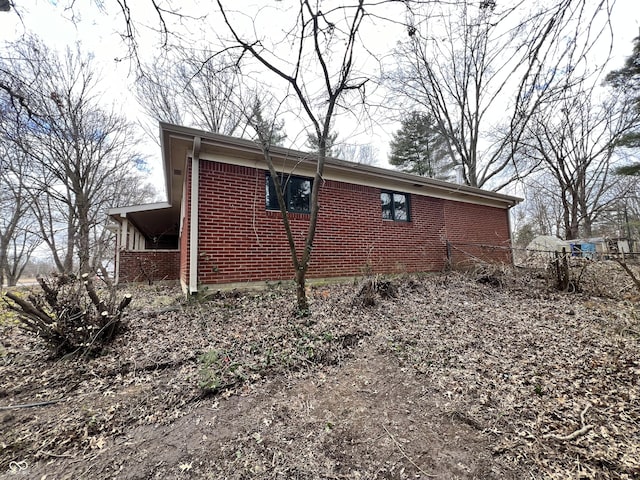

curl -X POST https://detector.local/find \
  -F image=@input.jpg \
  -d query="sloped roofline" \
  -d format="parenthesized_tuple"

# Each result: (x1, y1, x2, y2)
(159, 122, 521, 209)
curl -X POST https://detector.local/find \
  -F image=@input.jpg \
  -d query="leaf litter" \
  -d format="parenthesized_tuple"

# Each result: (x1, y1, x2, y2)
(0, 262, 639, 479)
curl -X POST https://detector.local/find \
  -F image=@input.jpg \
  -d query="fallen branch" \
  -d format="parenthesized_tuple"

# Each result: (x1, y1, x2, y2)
(543, 404, 593, 441)
(141, 306, 183, 317)
(614, 258, 640, 292)
(543, 424, 594, 441)
(5, 291, 53, 326)
(0, 398, 64, 411)
(38, 450, 75, 459)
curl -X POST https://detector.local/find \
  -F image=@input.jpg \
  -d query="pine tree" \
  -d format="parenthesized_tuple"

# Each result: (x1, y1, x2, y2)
(388, 111, 453, 180)
(306, 130, 338, 157)
(251, 99, 287, 147)
(607, 35, 640, 174)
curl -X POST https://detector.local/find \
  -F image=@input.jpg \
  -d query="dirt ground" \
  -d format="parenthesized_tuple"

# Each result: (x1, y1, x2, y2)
(1, 263, 639, 479)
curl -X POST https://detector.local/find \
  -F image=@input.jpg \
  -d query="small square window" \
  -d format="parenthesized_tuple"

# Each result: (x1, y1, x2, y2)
(266, 173, 312, 214)
(381, 190, 410, 221)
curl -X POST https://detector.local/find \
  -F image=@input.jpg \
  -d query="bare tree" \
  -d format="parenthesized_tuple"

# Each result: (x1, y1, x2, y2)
(0, 140, 40, 286)
(89, 172, 156, 279)
(61, 0, 383, 311)
(591, 179, 640, 239)
(388, 0, 615, 190)
(520, 85, 639, 240)
(0, 36, 151, 275)
(135, 57, 185, 128)
(520, 176, 564, 238)
(335, 142, 379, 165)
(136, 49, 252, 139)
(217, 0, 371, 313)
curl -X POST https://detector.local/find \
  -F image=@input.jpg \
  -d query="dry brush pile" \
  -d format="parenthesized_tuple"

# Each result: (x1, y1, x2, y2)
(3, 274, 132, 356)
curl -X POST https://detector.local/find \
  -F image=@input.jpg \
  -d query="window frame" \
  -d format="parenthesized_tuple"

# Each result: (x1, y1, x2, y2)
(381, 190, 411, 222)
(265, 172, 313, 214)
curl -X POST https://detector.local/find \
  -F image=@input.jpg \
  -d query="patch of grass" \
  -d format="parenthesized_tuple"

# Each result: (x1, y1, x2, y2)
(0, 307, 20, 326)
(0, 288, 25, 326)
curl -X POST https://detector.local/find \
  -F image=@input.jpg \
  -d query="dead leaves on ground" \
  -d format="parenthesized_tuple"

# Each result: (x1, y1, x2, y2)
(1, 264, 640, 479)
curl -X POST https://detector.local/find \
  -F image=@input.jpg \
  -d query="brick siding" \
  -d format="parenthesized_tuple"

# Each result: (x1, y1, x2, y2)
(118, 250, 180, 283)
(192, 160, 512, 285)
(443, 201, 512, 266)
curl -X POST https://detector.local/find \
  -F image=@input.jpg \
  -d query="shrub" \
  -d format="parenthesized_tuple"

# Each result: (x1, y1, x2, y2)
(353, 275, 398, 307)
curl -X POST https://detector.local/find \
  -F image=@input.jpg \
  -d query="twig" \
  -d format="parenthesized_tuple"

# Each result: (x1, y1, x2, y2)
(382, 424, 437, 477)
(543, 404, 593, 441)
(38, 450, 75, 458)
(580, 404, 590, 425)
(0, 398, 64, 411)
(621, 327, 640, 336)
(543, 424, 594, 441)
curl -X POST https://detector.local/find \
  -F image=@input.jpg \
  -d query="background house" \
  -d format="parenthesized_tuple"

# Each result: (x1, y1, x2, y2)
(109, 123, 520, 293)
(526, 235, 636, 260)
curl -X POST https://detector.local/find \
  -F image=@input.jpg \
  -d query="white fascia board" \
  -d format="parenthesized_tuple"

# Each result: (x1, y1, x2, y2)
(108, 202, 172, 217)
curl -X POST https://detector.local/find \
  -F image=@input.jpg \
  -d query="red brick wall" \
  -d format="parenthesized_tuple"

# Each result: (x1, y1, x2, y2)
(443, 201, 512, 266)
(118, 250, 180, 283)
(194, 160, 512, 285)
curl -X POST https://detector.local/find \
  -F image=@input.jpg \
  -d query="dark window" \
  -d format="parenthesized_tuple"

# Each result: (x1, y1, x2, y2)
(266, 173, 312, 214)
(381, 190, 410, 221)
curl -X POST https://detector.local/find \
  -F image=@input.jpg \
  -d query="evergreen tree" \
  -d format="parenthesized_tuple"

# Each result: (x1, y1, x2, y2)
(607, 35, 640, 174)
(388, 111, 453, 179)
(306, 130, 338, 157)
(251, 99, 287, 147)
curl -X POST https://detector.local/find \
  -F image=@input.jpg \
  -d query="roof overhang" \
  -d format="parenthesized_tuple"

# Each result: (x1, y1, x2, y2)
(108, 202, 179, 239)
(159, 122, 521, 210)
(109, 122, 522, 240)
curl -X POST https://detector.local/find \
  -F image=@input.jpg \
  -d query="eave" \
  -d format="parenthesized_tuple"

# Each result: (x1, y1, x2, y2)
(159, 122, 521, 210)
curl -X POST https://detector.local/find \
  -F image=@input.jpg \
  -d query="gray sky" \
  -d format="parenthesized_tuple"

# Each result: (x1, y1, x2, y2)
(1, 1, 639, 194)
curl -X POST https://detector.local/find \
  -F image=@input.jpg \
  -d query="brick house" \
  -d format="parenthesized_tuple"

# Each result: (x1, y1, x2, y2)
(109, 123, 520, 293)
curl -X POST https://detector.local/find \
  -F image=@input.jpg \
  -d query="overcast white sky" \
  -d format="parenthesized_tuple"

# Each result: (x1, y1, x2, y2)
(1, 1, 639, 195)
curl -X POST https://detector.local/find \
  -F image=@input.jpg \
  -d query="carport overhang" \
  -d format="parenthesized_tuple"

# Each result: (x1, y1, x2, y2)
(108, 123, 195, 243)
(107, 202, 179, 245)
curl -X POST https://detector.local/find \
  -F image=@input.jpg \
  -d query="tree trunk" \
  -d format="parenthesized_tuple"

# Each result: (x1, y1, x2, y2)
(63, 203, 76, 273)
(295, 269, 309, 314)
(76, 197, 92, 275)
(0, 248, 6, 288)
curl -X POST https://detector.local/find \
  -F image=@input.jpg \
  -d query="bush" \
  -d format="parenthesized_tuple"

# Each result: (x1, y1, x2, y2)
(353, 275, 398, 307)
(4, 273, 132, 356)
